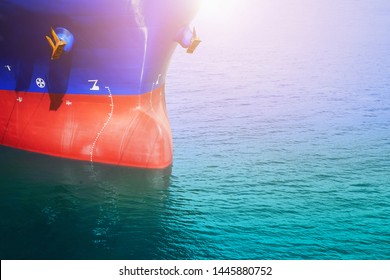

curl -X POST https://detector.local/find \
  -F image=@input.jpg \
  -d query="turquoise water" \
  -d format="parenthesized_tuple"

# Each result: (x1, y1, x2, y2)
(1, 0, 390, 259)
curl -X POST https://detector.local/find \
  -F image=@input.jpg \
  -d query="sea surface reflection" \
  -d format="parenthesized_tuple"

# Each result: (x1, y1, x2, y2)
(0, 146, 173, 259)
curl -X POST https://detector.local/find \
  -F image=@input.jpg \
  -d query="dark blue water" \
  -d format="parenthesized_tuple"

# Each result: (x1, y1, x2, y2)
(1, 0, 390, 259)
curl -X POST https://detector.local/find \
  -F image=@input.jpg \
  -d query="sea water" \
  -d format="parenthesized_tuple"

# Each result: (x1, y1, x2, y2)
(1, 0, 389, 259)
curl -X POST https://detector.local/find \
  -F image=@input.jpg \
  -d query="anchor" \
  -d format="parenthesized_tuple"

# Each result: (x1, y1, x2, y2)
(176, 26, 201, 54)
(186, 27, 201, 54)
(46, 27, 67, 60)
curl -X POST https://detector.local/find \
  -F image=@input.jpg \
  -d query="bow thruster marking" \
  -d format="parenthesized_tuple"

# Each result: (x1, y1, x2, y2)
(36, 78, 46, 88)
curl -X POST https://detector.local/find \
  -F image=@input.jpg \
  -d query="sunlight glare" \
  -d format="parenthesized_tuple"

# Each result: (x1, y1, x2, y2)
(194, 0, 270, 38)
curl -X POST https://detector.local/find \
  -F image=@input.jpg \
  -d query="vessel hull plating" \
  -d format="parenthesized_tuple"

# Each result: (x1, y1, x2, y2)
(0, 86, 172, 168)
(0, 0, 200, 168)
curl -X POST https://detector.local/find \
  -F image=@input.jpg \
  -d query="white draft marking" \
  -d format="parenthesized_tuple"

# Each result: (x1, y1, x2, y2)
(16, 97, 23, 103)
(4, 65, 11, 71)
(36, 78, 46, 88)
(88, 80, 100, 91)
(66, 100, 72, 106)
(90, 86, 114, 163)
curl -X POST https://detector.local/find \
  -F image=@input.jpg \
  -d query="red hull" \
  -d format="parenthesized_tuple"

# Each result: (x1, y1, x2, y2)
(0, 87, 172, 169)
